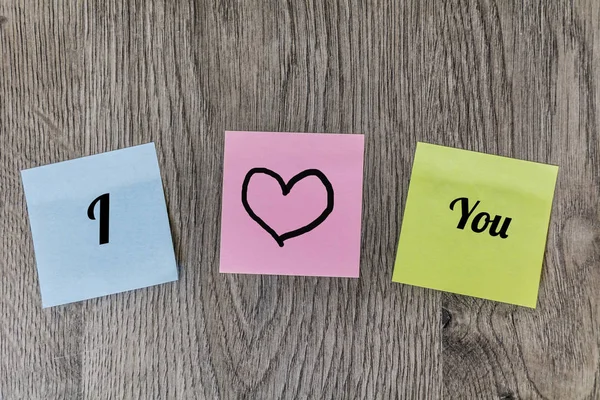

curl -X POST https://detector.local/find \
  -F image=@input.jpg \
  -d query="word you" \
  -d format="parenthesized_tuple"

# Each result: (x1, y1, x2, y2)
(449, 197, 511, 238)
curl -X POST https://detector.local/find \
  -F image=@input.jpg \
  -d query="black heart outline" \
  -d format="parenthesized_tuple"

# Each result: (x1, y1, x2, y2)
(241, 168, 334, 247)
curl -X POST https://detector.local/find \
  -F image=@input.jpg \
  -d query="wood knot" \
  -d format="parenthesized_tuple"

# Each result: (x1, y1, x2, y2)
(0, 16, 7, 27)
(499, 390, 515, 399)
(442, 307, 452, 328)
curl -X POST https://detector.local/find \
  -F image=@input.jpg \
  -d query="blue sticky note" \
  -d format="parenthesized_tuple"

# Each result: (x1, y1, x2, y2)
(21, 143, 178, 307)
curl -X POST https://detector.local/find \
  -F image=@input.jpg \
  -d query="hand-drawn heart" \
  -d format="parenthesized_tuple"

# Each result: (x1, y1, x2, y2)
(241, 168, 334, 247)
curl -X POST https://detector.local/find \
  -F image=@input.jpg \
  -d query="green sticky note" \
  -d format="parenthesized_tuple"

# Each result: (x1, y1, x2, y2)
(393, 142, 558, 308)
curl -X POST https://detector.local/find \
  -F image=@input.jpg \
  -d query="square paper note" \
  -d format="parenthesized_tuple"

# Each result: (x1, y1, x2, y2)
(220, 131, 365, 277)
(22, 143, 178, 307)
(393, 142, 558, 308)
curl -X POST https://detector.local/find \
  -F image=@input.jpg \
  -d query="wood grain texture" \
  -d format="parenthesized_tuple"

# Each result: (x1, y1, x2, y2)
(440, 2, 600, 400)
(0, 0, 597, 399)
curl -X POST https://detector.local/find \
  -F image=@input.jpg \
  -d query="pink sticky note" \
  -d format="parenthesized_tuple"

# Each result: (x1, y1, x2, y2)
(220, 131, 365, 277)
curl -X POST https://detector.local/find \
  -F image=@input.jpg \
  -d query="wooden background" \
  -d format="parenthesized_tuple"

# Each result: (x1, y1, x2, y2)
(1, 0, 599, 398)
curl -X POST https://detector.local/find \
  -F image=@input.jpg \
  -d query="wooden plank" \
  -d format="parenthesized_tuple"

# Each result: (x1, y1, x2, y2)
(441, 1, 600, 399)
(0, 0, 441, 398)
(3, 0, 599, 398)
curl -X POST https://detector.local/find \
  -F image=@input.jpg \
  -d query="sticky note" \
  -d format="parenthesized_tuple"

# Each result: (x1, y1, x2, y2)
(393, 142, 558, 308)
(220, 131, 365, 277)
(21, 143, 178, 307)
